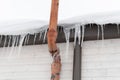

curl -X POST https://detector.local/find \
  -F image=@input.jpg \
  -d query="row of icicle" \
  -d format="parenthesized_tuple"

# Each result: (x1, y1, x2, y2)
(0, 23, 120, 56)
(63, 23, 120, 47)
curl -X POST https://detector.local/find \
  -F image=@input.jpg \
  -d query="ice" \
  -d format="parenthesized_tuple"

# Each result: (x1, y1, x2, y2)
(63, 28, 70, 58)
(0, 35, 26, 56)
(74, 24, 81, 46)
(81, 25, 85, 47)
(24, 35, 28, 45)
(100, 25, 105, 49)
(8, 36, 12, 47)
(3, 36, 7, 47)
(101, 25, 104, 40)
(117, 24, 120, 35)
(0, 20, 48, 56)
(97, 25, 100, 40)
(74, 27, 77, 46)
(15, 36, 19, 46)
(18, 35, 25, 56)
(39, 32, 42, 41)
(24, 34, 30, 45)
(90, 24, 92, 29)
(26, 34, 30, 44)
(62, 24, 76, 44)
(64, 28, 70, 43)
(1, 36, 7, 55)
(13, 36, 19, 54)
(33, 33, 37, 44)
(43, 29, 47, 43)
(0, 35, 3, 44)
(9, 36, 17, 56)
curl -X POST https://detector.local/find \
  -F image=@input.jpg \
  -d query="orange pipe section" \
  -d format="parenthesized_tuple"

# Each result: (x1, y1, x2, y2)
(47, 0, 61, 80)
(47, 0, 59, 54)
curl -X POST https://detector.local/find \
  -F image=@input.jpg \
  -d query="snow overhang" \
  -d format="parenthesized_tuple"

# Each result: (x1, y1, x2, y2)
(59, 11, 120, 25)
(0, 11, 120, 35)
(0, 19, 48, 35)
(0, 12, 120, 47)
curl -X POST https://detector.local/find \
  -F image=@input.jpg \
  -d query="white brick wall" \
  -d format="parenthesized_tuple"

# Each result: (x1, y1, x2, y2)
(82, 39, 120, 80)
(0, 43, 74, 80)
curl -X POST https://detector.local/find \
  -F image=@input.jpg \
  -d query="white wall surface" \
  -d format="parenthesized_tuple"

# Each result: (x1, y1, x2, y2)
(82, 39, 120, 80)
(0, 43, 74, 80)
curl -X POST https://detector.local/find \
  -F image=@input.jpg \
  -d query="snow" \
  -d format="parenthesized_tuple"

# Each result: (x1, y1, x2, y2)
(0, 19, 48, 35)
(1, 11, 120, 36)
(0, 20, 48, 54)
(59, 11, 120, 24)
(58, 11, 120, 46)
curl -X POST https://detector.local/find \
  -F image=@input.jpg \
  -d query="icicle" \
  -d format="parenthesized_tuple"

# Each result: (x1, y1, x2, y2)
(17, 35, 25, 56)
(12, 36, 19, 54)
(0, 35, 3, 44)
(77, 25, 81, 45)
(39, 32, 42, 41)
(43, 29, 47, 43)
(97, 25, 100, 40)
(100, 24, 105, 49)
(15, 36, 19, 46)
(64, 28, 70, 43)
(90, 24, 92, 29)
(24, 35, 28, 45)
(3, 36, 7, 47)
(74, 27, 77, 46)
(1, 36, 7, 55)
(117, 24, 120, 35)
(5, 36, 12, 55)
(74, 24, 81, 46)
(8, 36, 12, 47)
(64, 28, 70, 59)
(81, 25, 85, 47)
(9, 36, 17, 56)
(23, 36, 27, 45)
(101, 24, 104, 40)
(24, 34, 30, 45)
(33, 33, 37, 44)
(26, 34, 30, 44)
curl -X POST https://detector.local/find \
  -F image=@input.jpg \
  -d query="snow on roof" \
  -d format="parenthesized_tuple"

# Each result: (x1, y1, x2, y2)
(0, 19, 48, 35)
(0, 12, 120, 35)
(59, 11, 120, 25)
